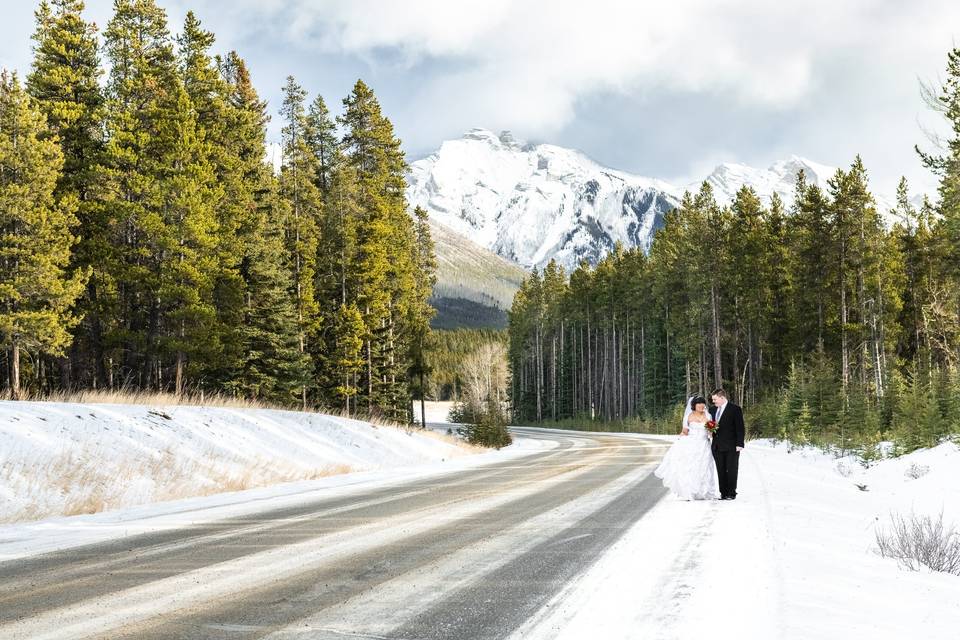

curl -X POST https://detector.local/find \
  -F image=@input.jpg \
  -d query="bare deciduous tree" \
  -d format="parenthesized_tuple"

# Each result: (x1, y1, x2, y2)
(461, 341, 508, 415)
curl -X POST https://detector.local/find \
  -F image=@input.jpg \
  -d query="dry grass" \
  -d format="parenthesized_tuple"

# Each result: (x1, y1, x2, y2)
(415, 428, 486, 453)
(3, 388, 301, 412)
(151, 459, 355, 503)
(1, 445, 358, 523)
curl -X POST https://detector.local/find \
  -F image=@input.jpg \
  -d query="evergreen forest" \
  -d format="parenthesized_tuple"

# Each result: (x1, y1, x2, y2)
(508, 45, 960, 456)
(0, 0, 436, 422)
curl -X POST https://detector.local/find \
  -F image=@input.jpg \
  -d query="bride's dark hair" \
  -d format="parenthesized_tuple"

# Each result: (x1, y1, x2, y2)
(690, 396, 707, 408)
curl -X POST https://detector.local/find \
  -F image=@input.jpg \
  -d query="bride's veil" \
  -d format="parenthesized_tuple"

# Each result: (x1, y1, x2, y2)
(682, 396, 695, 429)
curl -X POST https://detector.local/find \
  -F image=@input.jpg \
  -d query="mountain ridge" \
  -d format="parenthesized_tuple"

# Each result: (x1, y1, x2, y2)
(406, 128, 903, 273)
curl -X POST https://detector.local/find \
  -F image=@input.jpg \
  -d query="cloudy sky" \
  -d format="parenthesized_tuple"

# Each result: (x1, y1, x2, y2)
(1, 0, 958, 197)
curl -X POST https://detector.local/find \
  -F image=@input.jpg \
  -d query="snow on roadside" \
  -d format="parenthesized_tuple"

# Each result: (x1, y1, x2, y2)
(0, 424, 551, 562)
(412, 399, 455, 425)
(0, 400, 482, 525)
(520, 436, 960, 640)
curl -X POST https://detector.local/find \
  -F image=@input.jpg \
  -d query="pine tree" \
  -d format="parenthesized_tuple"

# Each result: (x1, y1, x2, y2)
(210, 49, 276, 389)
(893, 366, 944, 452)
(794, 401, 812, 448)
(27, 0, 101, 202)
(918, 47, 960, 366)
(331, 303, 365, 416)
(158, 86, 219, 395)
(306, 94, 339, 193)
(728, 186, 772, 402)
(0, 71, 87, 398)
(409, 205, 437, 425)
(766, 193, 792, 386)
(234, 187, 311, 404)
(918, 46, 960, 278)
(790, 172, 835, 353)
(27, 0, 104, 387)
(279, 75, 323, 407)
(339, 79, 417, 418)
(176, 11, 239, 387)
(101, 0, 219, 392)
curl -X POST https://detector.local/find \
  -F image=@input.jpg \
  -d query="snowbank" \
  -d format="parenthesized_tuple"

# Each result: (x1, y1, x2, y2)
(520, 436, 960, 640)
(0, 401, 477, 523)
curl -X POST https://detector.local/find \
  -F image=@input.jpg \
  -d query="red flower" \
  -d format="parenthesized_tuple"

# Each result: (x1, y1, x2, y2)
(706, 420, 718, 433)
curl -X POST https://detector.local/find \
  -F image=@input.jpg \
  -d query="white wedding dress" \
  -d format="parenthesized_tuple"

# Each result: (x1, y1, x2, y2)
(654, 420, 721, 500)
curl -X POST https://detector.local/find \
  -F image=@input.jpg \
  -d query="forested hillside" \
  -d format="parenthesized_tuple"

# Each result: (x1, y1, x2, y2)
(427, 218, 526, 330)
(0, 0, 435, 421)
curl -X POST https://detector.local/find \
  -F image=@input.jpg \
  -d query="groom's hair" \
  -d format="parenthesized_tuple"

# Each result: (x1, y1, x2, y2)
(711, 388, 728, 399)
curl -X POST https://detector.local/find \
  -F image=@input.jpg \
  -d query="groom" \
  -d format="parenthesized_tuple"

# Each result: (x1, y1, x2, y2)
(710, 388, 745, 500)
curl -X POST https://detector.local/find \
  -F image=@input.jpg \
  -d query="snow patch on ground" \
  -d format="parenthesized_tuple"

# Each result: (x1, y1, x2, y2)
(521, 436, 960, 640)
(412, 399, 455, 424)
(0, 401, 480, 524)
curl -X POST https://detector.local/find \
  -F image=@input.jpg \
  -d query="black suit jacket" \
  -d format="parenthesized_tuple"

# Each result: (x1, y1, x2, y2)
(710, 402, 745, 452)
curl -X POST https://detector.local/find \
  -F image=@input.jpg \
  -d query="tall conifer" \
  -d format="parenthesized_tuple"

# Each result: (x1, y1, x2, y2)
(27, 0, 104, 387)
(0, 72, 86, 398)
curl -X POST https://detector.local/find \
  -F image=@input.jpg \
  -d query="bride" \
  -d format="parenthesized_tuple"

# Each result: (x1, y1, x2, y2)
(654, 396, 720, 500)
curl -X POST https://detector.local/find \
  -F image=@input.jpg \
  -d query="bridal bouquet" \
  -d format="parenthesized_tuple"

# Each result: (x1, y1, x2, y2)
(705, 420, 717, 435)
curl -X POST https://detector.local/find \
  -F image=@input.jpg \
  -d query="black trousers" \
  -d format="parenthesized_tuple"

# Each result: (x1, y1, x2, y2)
(713, 449, 740, 498)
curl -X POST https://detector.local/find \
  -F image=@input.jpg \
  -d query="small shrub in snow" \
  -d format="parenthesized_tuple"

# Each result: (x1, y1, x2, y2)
(904, 463, 930, 480)
(456, 398, 512, 449)
(835, 461, 853, 478)
(875, 511, 960, 575)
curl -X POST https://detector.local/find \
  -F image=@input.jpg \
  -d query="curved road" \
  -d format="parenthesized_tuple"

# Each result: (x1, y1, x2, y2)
(0, 428, 669, 640)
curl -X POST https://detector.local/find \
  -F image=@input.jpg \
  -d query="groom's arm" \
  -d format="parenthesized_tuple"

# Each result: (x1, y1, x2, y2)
(734, 406, 745, 449)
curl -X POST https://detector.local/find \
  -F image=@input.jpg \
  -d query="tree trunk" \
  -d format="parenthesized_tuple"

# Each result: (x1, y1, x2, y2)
(551, 333, 557, 421)
(640, 318, 646, 414)
(841, 281, 849, 390)
(586, 318, 593, 419)
(711, 282, 722, 390)
(175, 351, 184, 397)
(367, 336, 373, 412)
(535, 322, 542, 422)
(175, 318, 185, 397)
(420, 368, 426, 429)
(664, 304, 671, 393)
(11, 342, 21, 400)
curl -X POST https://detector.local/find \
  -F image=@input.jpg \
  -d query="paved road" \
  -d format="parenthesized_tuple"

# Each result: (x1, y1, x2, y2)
(0, 428, 668, 640)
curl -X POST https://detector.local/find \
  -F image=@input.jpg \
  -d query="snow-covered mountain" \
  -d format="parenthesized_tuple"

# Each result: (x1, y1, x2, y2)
(407, 129, 919, 275)
(407, 128, 680, 271)
(701, 156, 838, 207)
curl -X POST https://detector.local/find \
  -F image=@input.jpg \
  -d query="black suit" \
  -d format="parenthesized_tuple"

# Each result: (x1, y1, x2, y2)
(710, 402, 745, 499)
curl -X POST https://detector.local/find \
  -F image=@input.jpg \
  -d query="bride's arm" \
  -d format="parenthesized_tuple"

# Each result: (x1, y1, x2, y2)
(680, 417, 689, 436)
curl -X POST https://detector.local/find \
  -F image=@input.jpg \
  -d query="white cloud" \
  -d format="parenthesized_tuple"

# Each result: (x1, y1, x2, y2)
(0, 0, 957, 196)
(255, 1, 864, 111)
(224, 0, 959, 193)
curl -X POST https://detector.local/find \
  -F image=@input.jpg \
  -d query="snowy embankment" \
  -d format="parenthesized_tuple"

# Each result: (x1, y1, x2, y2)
(519, 437, 960, 640)
(0, 400, 479, 525)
